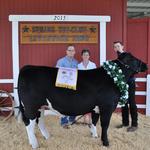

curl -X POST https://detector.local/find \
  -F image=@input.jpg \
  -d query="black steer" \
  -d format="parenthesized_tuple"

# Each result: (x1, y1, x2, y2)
(17, 53, 147, 148)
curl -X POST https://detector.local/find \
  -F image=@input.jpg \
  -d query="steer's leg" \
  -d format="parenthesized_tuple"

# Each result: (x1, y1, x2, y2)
(26, 119, 39, 149)
(38, 109, 50, 139)
(90, 110, 99, 138)
(100, 105, 113, 146)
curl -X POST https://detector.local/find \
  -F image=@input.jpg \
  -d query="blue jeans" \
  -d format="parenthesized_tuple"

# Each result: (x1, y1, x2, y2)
(60, 116, 76, 126)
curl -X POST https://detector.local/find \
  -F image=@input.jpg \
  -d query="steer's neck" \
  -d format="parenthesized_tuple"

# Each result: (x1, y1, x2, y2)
(113, 60, 134, 82)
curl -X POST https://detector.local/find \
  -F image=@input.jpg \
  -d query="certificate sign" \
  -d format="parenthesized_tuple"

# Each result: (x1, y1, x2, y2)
(55, 67, 78, 90)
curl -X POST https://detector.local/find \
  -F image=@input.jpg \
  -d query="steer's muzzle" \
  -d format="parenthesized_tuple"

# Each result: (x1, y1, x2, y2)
(140, 63, 148, 72)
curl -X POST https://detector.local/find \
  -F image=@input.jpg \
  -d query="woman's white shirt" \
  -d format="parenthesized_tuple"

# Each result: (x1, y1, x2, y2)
(78, 61, 96, 70)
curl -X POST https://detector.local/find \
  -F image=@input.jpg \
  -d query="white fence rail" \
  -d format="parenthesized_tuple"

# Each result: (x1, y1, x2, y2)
(135, 77, 147, 109)
(146, 75, 150, 116)
(0, 74, 150, 116)
(0, 79, 14, 83)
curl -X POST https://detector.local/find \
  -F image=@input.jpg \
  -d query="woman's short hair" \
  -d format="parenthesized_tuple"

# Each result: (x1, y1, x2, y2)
(81, 49, 91, 56)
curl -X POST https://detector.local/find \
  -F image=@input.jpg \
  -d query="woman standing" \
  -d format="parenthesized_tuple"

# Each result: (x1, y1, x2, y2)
(78, 49, 96, 124)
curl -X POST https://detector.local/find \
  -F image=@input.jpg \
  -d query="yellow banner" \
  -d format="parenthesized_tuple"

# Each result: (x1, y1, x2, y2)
(20, 23, 98, 44)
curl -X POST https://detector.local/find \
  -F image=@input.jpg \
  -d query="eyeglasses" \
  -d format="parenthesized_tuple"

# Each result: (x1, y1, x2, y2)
(67, 49, 75, 51)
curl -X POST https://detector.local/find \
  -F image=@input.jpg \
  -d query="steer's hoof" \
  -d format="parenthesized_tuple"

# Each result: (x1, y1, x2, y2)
(91, 133, 98, 138)
(32, 147, 40, 149)
(31, 144, 39, 149)
(102, 140, 109, 147)
(30, 140, 39, 149)
(44, 132, 50, 140)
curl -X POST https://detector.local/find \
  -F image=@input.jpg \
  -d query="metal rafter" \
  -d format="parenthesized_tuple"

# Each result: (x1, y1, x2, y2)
(127, 0, 150, 18)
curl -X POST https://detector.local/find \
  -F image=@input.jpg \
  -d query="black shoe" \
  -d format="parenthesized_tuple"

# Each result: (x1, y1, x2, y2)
(62, 124, 70, 129)
(127, 126, 138, 132)
(116, 124, 129, 128)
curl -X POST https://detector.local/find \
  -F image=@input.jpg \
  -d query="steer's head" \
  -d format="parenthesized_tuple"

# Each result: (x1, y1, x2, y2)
(116, 53, 148, 79)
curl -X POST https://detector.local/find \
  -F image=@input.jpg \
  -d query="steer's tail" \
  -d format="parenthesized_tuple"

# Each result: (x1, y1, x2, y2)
(17, 97, 30, 125)
(17, 67, 30, 125)
(15, 103, 23, 123)
(18, 101, 29, 125)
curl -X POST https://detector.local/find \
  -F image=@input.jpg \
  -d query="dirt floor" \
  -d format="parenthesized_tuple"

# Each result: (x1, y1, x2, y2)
(0, 113, 150, 150)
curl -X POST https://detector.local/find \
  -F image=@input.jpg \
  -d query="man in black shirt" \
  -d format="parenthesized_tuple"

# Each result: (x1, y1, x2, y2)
(113, 41, 138, 132)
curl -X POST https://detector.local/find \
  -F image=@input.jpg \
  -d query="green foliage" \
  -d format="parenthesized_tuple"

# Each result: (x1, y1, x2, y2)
(103, 61, 129, 106)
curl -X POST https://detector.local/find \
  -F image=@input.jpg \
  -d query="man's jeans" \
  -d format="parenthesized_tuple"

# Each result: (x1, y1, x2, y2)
(60, 116, 76, 126)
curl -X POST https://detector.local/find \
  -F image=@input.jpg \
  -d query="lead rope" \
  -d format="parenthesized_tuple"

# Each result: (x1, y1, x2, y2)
(70, 115, 84, 125)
